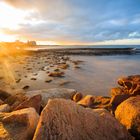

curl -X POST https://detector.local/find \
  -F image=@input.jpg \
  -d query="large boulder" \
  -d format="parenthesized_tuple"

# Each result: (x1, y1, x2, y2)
(0, 107, 39, 140)
(13, 94, 42, 113)
(26, 88, 77, 107)
(115, 96, 140, 139)
(33, 99, 133, 140)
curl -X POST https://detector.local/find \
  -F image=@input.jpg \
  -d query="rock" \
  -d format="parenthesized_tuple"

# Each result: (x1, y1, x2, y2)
(22, 85, 30, 90)
(4, 93, 28, 111)
(72, 92, 83, 102)
(115, 96, 140, 139)
(0, 107, 39, 140)
(117, 75, 140, 95)
(13, 94, 42, 113)
(48, 71, 64, 77)
(110, 87, 126, 96)
(31, 77, 37, 80)
(92, 96, 111, 110)
(26, 88, 77, 107)
(110, 88, 131, 111)
(0, 99, 4, 105)
(33, 99, 133, 140)
(58, 64, 69, 69)
(0, 104, 10, 112)
(45, 78, 53, 83)
(0, 89, 11, 101)
(77, 95, 94, 107)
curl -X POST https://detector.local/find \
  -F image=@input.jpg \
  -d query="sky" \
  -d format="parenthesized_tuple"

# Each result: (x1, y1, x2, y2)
(0, 0, 140, 45)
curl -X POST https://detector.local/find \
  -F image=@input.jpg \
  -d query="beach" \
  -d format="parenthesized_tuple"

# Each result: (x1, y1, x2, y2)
(0, 46, 140, 96)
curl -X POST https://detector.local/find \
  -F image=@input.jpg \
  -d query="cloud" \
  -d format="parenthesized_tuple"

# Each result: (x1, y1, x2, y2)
(129, 32, 140, 38)
(2, 0, 140, 44)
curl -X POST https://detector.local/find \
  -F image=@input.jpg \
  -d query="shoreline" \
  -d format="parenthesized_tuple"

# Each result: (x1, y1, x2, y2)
(25, 47, 138, 55)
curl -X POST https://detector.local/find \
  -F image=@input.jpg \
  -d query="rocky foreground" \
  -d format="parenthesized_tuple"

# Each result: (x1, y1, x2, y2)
(0, 75, 140, 140)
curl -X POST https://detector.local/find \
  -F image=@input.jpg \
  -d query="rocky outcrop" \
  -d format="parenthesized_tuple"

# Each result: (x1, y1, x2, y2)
(26, 88, 77, 107)
(0, 107, 39, 140)
(110, 75, 140, 111)
(73, 94, 111, 111)
(33, 99, 133, 140)
(13, 94, 42, 113)
(118, 75, 140, 95)
(115, 96, 140, 140)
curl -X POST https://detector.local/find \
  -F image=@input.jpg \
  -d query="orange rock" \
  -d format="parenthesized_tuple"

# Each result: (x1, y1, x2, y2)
(115, 96, 140, 139)
(72, 92, 83, 102)
(33, 99, 133, 140)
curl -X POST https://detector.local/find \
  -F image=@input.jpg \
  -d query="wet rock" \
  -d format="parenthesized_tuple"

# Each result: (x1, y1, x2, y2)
(117, 75, 140, 95)
(0, 89, 11, 101)
(13, 94, 42, 113)
(31, 77, 37, 80)
(72, 92, 83, 102)
(0, 99, 4, 105)
(4, 93, 28, 111)
(48, 71, 64, 77)
(0, 104, 10, 112)
(77, 95, 94, 107)
(45, 78, 53, 83)
(58, 64, 69, 69)
(115, 96, 140, 140)
(22, 85, 30, 90)
(16, 79, 21, 83)
(92, 96, 111, 110)
(110, 87, 131, 111)
(26, 88, 77, 107)
(33, 99, 133, 140)
(0, 108, 39, 140)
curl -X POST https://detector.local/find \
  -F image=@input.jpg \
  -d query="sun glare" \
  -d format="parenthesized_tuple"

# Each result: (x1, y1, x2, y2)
(0, 2, 29, 30)
(0, 32, 16, 42)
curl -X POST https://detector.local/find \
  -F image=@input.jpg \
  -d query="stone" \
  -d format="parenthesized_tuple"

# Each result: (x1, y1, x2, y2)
(77, 95, 94, 107)
(117, 75, 140, 95)
(0, 107, 39, 140)
(33, 99, 133, 140)
(26, 88, 77, 107)
(48, 71, 64, 77)
(58, 64, 69, 69)
(0, 104, 10, 112)
(92, 96, 111, 110)
(0, 99, 4, 105)
(13, 94, 42, 113)
(110, 93, 131, 111)
(4, 93, 28, 111)
(72, 92, 83, 102)
(115, 96, 140, 139)
(0, 89, 11, 101)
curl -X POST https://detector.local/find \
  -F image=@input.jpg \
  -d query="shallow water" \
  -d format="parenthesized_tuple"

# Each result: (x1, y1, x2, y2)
(66, 54, 140, 96)
(0, 53, 140, 96)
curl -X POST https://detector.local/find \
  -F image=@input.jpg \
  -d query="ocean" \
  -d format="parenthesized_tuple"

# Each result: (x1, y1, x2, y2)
(24, 45, 140, 96)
